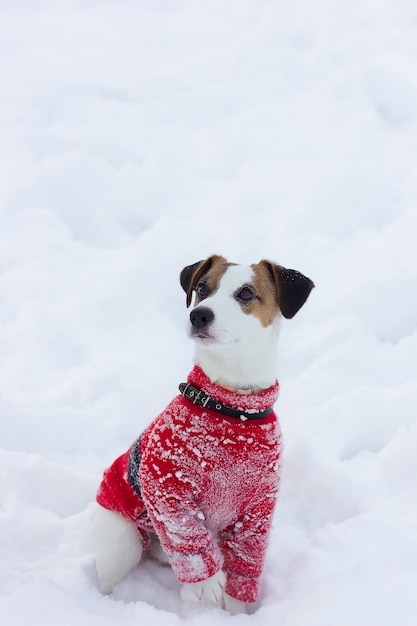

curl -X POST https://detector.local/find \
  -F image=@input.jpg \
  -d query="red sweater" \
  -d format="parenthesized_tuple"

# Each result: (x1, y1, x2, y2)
(97, 366, 282, 603)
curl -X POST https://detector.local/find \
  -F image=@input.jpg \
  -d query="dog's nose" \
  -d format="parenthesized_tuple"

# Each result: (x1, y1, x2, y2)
(190, 307, 214, 330)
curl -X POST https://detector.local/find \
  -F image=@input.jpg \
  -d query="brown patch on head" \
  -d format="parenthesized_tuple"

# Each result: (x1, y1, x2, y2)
(243, 262, 281, 327)
(180, 255, 230, 307)
(236, 260, 314, 325)
(194, 256, 231, 306)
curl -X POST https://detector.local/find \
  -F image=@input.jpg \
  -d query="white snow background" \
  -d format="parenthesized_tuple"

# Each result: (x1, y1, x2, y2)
(1, 0, 416, 624)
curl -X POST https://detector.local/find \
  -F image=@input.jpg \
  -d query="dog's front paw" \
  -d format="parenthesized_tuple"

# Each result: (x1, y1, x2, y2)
(180, 570, 226, 608)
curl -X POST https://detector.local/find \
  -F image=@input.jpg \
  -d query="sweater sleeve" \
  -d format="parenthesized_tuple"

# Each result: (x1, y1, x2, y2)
(139, 452, 224, 584)
(219, 493, 278, 603)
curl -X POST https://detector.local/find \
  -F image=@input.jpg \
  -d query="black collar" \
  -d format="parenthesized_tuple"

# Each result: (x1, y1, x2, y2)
(178, 382, 274, 421)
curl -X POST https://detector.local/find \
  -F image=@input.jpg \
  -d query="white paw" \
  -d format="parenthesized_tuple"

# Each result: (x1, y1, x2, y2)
(180, 570, 226, 608)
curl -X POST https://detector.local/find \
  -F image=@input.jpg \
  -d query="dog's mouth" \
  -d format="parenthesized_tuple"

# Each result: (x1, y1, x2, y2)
(190, 327, 238, 346)
(190, 329, 216, 343)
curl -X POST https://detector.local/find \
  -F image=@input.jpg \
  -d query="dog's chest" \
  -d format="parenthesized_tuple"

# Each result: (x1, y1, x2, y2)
(141, 395, 282, 532)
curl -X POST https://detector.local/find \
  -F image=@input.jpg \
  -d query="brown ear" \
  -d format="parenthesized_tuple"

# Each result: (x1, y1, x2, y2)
(180, 255, 226, 307)
(260, 260, 315, 319)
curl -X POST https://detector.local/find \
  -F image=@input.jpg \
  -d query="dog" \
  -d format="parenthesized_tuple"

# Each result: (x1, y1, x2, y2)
(93, 254, 314, 613)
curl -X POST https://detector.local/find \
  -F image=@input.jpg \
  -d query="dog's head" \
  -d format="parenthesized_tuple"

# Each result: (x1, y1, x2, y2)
(181, 254, 314, 341)
(180, 255, 314, 387)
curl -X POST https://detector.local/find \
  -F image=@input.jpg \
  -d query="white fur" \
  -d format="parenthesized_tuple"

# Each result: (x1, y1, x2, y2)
(190, 265, 280, 389)
(181, 571, 247, 613)
(92, 505, 143, 594)
(180, 570, 226, 607)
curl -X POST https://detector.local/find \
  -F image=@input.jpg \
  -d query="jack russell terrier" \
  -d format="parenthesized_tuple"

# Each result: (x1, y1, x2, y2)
(93, 254, 314, 613)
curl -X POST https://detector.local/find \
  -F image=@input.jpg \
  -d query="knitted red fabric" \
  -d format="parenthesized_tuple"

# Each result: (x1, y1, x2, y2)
(97, 366, 282, 603)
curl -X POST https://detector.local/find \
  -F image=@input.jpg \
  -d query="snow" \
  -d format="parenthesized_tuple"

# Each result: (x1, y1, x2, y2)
(0, 0, 416, 623)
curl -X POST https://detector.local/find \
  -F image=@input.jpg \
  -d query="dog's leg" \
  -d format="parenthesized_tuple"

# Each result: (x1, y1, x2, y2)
(92, 504, 144, 594)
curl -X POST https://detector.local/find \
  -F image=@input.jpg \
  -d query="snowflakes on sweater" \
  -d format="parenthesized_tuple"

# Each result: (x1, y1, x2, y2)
(97, 366, 282, 604)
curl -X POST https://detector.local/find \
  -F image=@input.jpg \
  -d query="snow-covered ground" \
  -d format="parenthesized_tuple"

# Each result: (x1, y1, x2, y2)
(1, 1, 416, 624)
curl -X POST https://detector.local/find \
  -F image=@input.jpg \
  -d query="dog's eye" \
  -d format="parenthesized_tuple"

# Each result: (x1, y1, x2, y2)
(196, 282, 209, 299)
(236, 286, 256, 302)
